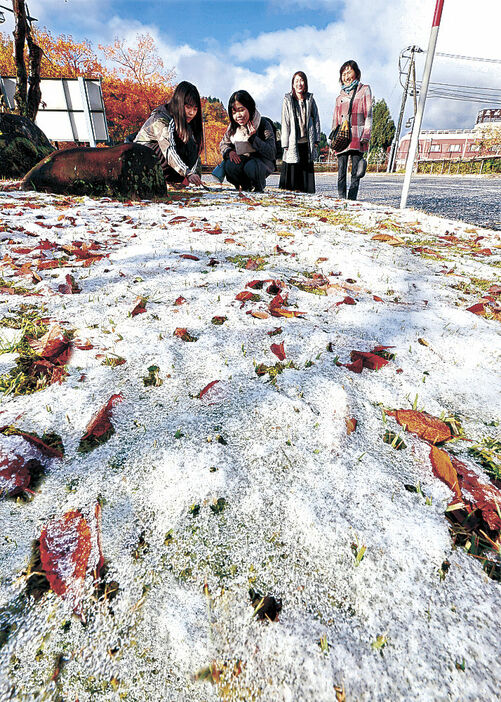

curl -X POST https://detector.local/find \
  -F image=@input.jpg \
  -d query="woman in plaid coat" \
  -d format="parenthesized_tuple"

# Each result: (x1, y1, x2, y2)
(331, 60, 372, 200)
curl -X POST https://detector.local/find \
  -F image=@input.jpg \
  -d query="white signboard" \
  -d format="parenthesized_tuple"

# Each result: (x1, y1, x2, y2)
(0, 76, 109, 145)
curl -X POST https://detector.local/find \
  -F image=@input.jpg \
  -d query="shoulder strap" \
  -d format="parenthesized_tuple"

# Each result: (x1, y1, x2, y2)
(347, 85, 358, 123)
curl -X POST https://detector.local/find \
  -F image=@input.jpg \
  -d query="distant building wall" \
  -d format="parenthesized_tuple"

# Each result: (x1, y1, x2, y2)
(396, 109, 501, 168)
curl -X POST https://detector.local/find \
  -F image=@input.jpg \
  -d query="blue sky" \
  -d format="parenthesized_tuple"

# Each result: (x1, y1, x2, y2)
(2, 0, 500, 135)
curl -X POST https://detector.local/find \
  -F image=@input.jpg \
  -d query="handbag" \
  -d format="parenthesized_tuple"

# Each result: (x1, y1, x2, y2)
(211, 160, 225, 183)
(329, 86, 358, 153)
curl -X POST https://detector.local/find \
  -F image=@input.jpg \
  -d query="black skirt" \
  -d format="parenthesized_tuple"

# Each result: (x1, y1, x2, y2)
(279, 142, 315, 194)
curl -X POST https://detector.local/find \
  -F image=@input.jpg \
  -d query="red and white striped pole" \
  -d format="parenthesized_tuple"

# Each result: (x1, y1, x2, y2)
(400, 0, 445, 208)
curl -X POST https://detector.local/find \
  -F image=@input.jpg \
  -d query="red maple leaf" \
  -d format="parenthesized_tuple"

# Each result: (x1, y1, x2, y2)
(29, 324, 71, 364)
(0, 449, 31, 496)
(80, 394, 123, 443)
(40, 510, 92, 598)
(270, 342, 286, 361)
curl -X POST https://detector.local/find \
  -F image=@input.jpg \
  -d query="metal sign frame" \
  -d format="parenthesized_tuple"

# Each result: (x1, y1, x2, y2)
(0, 76, 110, 145)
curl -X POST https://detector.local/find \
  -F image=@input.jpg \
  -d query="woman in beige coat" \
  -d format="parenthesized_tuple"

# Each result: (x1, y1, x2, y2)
(279, 71, 321, 193)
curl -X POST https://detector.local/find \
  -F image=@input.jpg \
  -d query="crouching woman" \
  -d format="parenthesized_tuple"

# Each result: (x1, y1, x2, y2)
(134, 81, 203, 186)
(220, 90, 276, 192)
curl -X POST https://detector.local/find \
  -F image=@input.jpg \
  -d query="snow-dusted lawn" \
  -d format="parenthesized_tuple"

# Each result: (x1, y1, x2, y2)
(0, 184, 500, 701)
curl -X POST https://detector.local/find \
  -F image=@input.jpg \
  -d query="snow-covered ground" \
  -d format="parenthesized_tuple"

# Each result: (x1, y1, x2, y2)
(0, 184, 500, 701)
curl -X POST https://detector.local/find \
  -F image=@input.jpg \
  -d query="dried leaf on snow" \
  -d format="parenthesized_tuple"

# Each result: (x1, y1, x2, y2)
(270, 342, 286, 361)
(78, 394, 123, 452)
(389, 409, 452, 444)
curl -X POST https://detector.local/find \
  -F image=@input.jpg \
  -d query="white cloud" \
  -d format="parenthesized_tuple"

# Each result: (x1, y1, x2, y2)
(2, 0, 500, 137)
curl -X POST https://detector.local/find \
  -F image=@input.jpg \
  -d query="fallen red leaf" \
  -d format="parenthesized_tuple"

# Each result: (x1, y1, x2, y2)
(131, 297, 147, 316)
(373, 295, 384, 302)
(37, 259, 61, 271)
(198, 380, 220, 399)
(346, 417, 357, 435)
(40, 510, 92, 598)
(16, 431, 63, 458)
(267, 327, 282, 336)
(180, 254, 200, 261)
(0, 448, 31, 496)
(73, 339, 94, 350)
(81, 394, 123, 443)
(429, 446, 461, 498)
(173, 327, 197, 342)
(274, 245, 290, 255)
(29, 324, 71, 364)
(236, 291, 254, 301)
(466, 302, 486, 316)
(168, 216, 188, 224)
(270, 308, 306, 318)
(245, 258, 260, 270)
(350, 351, 388, 370)
(389, 409, 451, 444)
(249, 310, 269, 319)
(450, 455, 501, 532)
(58, 274, 81, 294)
(269, 292, 287, 310)
(344, 359, 364, 373)
(371, 233, 404, 246)
(337, 296, 356, 306)
(174, 296, 187, 306)
(270, 342, 286, 361)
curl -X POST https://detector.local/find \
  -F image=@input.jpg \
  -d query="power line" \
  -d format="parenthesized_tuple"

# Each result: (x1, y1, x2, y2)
(435, 52, 501, 64)
(415, 80, 501, 104)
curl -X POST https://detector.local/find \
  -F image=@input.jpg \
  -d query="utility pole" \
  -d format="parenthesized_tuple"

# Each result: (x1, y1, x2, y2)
(387, 46, 422, 173)
(400, 0, 445, 208)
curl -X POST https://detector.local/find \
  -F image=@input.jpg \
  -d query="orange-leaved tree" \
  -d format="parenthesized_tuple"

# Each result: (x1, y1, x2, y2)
(0, 32, 15, 76)
(201, 97, 228, 165)
(99, 34, 174, 142)
(34, 28, 104, 77)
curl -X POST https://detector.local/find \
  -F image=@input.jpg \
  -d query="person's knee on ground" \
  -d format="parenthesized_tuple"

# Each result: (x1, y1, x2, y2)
(224, 160, 249, 190)
(244, 158, 267, 192)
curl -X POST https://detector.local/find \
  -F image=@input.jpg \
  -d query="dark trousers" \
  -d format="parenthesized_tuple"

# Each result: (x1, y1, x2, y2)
(224, 157, 268, 192)
(337, 150, 363, 200)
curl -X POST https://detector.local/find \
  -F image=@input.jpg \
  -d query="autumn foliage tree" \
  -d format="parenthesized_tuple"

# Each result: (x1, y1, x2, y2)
(202, 97, 228, 165)
(98, 34, 175, 142)
(0, 28, 229, 161)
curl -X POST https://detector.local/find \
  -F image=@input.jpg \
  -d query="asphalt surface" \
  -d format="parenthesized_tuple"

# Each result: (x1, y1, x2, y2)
(265, 173, 501, 230)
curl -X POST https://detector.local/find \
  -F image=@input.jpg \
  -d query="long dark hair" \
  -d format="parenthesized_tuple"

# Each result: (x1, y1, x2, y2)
(339, 60, 361, 85)
(227, 90, 256, 136)
(167, 81, 203, 150)
(291, 71, 308, 97)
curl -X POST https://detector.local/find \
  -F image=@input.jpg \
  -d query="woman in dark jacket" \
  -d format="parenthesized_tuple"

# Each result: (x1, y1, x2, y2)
(219, 90, 276, 192)
(279, 71, 321, 193)
(135, 81, 203, 185)
(331, 60, 372, 200)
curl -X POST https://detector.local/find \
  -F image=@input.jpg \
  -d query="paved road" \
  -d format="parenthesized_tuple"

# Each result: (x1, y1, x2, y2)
(266, 173, 501, 230)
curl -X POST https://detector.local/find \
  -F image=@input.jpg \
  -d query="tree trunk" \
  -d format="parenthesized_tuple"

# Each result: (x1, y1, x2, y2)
(13, 0, 28, 115)
(12, 0, 42, 120)
(26, 39, 42, 121)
